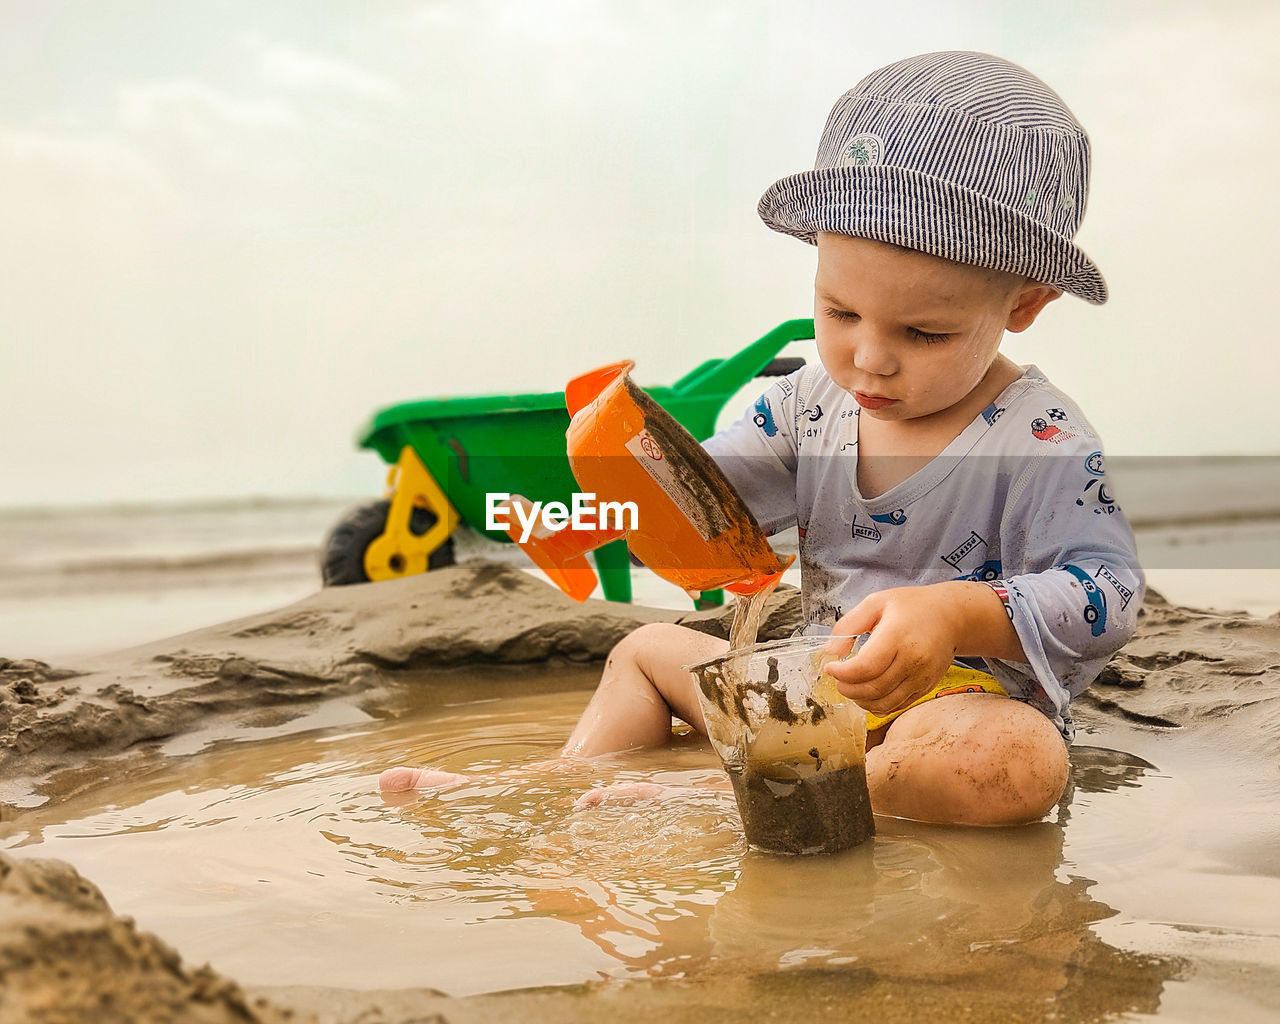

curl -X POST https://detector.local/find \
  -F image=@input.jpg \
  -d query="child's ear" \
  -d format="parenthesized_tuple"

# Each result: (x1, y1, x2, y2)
(1006, 284, 1062, 333)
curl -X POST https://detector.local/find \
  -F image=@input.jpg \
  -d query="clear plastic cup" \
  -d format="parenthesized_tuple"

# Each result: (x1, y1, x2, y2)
(686, 634, 874, 855)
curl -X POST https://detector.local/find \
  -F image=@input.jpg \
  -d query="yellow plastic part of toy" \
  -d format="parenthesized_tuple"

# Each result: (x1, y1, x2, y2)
(364, 446, 460, 581)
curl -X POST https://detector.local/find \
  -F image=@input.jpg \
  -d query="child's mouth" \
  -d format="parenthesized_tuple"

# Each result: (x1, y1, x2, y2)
(854, 392, 898, 410)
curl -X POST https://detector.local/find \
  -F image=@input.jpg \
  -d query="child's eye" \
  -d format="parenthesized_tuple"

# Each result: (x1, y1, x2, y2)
(908, 327, 950, 344)
(823, 306, 860, 323)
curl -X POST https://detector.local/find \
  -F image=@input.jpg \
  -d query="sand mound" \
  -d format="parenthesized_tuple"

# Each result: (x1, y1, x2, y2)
(1081, 589, 1280, 754)
(0, 851, 296, 1024)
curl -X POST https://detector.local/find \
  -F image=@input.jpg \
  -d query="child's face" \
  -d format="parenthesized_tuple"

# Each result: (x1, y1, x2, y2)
(813, 234, 1043, 424)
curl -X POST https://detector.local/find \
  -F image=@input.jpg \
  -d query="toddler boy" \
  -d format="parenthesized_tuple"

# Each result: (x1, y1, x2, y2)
(558, 51, 1143, 826)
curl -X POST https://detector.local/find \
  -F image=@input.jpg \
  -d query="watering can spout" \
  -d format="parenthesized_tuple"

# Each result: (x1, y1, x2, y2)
(506, 362, 792, 602)
(565, 360, 634, 419)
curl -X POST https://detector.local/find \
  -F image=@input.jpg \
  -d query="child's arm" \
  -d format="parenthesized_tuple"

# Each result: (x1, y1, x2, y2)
(701, 370, 808, 537)
(821, 581, 1022, 716)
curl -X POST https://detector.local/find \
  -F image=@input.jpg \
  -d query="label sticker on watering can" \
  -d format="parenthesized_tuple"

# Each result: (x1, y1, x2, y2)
(624, 430, 715, 541)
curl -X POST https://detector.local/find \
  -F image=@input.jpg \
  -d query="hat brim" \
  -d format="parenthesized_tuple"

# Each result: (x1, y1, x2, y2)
(758, 165, 1108, 305)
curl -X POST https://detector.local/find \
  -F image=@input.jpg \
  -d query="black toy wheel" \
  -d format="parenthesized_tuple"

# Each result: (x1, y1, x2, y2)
(320, 499, 455, 586)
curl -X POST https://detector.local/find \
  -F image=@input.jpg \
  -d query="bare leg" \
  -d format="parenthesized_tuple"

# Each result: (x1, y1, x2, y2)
(866, 693, 1068, 826)
(382, 624, 724, 799)
(562, 623, 728, 758)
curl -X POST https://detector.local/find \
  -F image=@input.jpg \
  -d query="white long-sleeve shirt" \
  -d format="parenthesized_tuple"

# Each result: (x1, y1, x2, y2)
(703, 363, 1144, 742)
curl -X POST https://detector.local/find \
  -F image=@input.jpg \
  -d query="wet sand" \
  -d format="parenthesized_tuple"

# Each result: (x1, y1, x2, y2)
(1, 561, 1279, 1022)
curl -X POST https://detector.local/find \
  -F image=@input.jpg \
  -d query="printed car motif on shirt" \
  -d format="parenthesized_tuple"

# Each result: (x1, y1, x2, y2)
(1057, 563, 1108, 637)
(955, 558, 1003, 582)
(753, 396, 778, 437)
(1030, 416, 1077, 444)
(870, 509, 907, 526)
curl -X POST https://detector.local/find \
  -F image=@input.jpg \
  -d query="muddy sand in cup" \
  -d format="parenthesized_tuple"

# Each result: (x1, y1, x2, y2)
(687, 633, 875, 855)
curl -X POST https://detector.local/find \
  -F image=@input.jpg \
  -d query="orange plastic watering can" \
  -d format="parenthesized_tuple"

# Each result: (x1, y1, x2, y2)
(499, 361, 793, 602)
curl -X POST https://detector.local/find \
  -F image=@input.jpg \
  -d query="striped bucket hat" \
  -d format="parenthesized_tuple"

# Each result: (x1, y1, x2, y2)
(758, 51, 1107, 304)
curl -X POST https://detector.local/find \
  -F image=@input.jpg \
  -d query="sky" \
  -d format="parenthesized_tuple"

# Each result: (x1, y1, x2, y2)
(1, 0, 1277, 507)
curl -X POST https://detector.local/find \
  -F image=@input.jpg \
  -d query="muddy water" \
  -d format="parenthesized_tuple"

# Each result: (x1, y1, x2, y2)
(2, 670, 1278, 1020)
(726, 576, 778, 651)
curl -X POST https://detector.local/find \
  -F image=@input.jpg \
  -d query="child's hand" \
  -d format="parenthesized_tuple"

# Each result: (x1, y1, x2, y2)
(822, 585, 963, 717)
(822, 581, 1021, 718)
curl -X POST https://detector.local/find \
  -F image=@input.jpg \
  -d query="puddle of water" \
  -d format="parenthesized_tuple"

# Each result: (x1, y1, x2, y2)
(2, 670, 1277, 1020)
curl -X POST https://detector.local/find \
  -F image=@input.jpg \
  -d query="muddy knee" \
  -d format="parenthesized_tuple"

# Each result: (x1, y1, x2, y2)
(868, 695, 1068, 826)
(950, 703, 1069, 823)
(999, 711, 1070, 813)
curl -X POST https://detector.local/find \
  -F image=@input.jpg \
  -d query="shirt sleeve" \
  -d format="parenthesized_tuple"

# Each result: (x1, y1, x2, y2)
(982, 436, 1144, 739)
(701, 369, 806, 536)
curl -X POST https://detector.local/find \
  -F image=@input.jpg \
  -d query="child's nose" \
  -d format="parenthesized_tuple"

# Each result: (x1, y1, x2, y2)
(852, 331, 898, 376)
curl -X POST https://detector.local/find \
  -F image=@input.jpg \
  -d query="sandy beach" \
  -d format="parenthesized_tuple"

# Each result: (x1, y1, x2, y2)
(2, 495, 1280, 1023)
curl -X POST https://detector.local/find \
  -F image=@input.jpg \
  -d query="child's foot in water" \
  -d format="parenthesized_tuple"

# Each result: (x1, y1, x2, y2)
(378, 758, 572, 794)
(378, 766, 470, 793)
(573, 781, 696, 809)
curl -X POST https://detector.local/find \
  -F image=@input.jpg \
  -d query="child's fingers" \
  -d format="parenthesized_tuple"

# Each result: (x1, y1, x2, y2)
(835, 669, 929, 717)
(822, 634, 859, 660)
(823, 637, 896, 688)
(823, 596, 883, 658)
(844, 676, 921, 715)
(822, 631, 871, 667)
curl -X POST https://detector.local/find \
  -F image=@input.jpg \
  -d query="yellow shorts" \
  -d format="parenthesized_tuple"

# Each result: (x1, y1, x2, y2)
(865, 665, 1007, 733)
